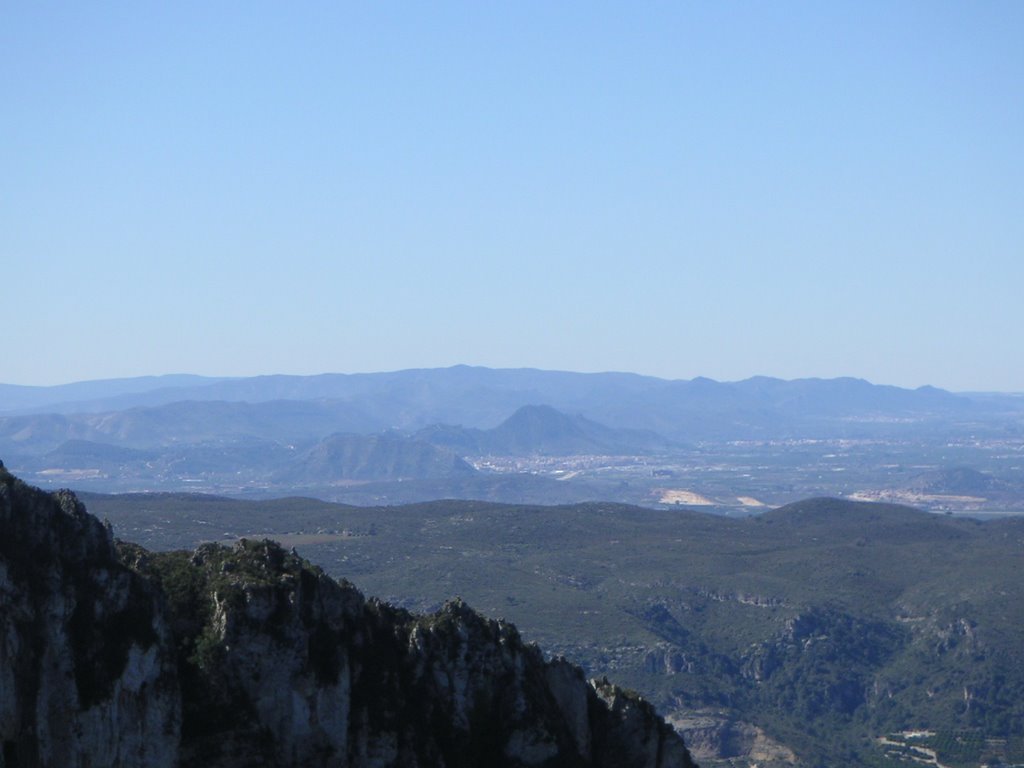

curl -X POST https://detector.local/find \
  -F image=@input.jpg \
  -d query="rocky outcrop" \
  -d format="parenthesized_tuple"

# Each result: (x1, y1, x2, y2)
(0, 463, 180, 768)
(668, 712, 797, 766)
(0, 463, 694, 767)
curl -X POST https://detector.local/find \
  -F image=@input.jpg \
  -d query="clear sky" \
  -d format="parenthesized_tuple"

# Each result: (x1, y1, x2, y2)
(3, 2, 1022, 391)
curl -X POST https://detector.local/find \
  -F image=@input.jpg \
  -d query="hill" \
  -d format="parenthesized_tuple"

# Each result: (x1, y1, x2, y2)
(899, 467, 1009, 495)
(84, 491, 1024, 767)
(418, 404, 678, 456)
(276, 432, 478, 484)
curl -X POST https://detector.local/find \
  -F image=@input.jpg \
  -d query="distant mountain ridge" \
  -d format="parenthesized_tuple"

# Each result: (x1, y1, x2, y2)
(0, 366, 987, 440)
(0, 374, 230, 414)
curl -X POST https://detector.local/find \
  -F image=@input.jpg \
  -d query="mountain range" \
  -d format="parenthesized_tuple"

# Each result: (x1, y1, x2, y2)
(2, 366, 1023, 511)
(0, 366, 995, 434)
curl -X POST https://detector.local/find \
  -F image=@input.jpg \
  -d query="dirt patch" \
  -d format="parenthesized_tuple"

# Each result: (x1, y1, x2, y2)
(658, 489, 715, 506)
(737, 496, 766, 507)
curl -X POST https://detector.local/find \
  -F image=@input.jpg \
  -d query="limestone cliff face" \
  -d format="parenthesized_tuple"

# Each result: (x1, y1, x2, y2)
(0, 465, 180, 768)
(0, 464, 694, 768)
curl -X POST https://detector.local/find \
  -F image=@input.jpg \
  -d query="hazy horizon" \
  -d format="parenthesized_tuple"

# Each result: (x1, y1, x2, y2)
(3, 3, 1021, 391)
(3, 363, 1022, 396)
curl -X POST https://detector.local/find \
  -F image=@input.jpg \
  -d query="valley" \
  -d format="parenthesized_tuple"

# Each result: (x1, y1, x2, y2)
(15, 433, 1024, 518)
(82, 491, 1024, 768)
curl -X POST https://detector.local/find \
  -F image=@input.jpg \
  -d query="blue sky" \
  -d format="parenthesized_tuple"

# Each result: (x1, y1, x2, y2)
(3, 2, 1022, 391)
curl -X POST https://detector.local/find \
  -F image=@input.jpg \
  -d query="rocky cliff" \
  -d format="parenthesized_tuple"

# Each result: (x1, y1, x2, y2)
(0, 463, 694, 768)
(0, 464, 180, 768)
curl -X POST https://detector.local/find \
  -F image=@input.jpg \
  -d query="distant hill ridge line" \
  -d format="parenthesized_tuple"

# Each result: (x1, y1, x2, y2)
(0, 366, 974, 433)
(0, 365, 971, 414)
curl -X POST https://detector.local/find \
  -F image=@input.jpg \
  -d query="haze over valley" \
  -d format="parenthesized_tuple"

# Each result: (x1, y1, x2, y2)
(4, 367, 1023, 517)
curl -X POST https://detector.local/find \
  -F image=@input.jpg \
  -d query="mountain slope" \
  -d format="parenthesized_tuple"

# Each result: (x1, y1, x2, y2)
(0, 465, 694, 767)
(86, 491, 1024, 767)
(0, 399, 378, 454)
(278, 432, 479, 484)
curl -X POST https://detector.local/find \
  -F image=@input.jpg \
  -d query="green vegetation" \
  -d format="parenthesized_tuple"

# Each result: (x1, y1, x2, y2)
(123, 539, 319, 750)
(876, 730, 1024, 768)
(92, 493, 1024, 767)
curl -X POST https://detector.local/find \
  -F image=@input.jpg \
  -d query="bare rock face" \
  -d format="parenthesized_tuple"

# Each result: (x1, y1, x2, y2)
(0, 463, 695, 768)
(669, 712, 797, 766)
(590, 681, 695, 768)
(143, 539, 696, 767)
(0, 464, 180, 768)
